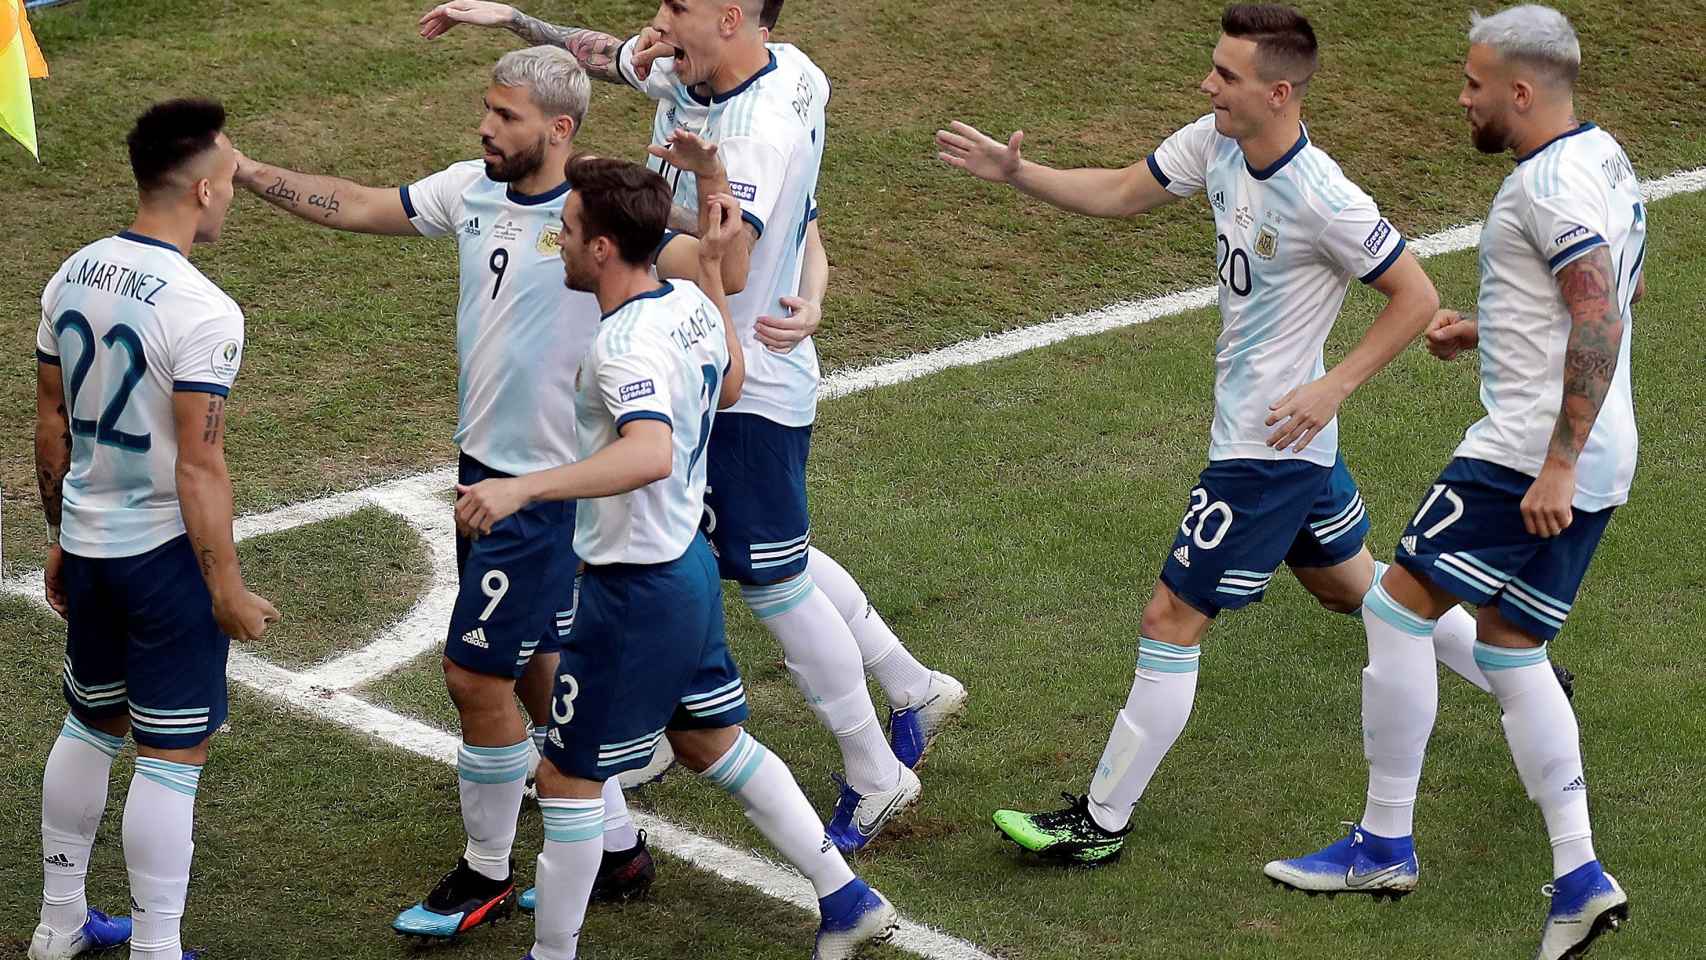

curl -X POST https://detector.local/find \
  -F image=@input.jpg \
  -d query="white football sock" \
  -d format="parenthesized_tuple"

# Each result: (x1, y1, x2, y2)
(532, 797, 604, 960)
(1086, 638, 1200, 833)
(124, 758, 200, 960)
(1359, 581, 1440, 839)
(807, 548, 934, 708)
(701, 731, 856, 897)
(457, 740, 531, 881)
(1478, 641, 1596, 878)
(743, 575, 902, 794)
(41, 715, 123, 933)
(1433, 604, 1492, 693)
(600, 776, 638, 852)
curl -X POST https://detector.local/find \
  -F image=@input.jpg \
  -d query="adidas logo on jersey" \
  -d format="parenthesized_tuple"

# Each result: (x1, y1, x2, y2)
(44, 853, 75, 868)
(548, 728, 564, 749)
(460, 627, 489, 649)
(1401, 535, 1419, 555)
(461, 216, 481, 238)
(1563, 775, 1588, 793)
(1210, 190, 1226, 212)
(1173, 545, 1191, 568)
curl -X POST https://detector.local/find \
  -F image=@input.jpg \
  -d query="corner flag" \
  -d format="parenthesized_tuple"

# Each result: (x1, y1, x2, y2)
(1, 0, 49, 158)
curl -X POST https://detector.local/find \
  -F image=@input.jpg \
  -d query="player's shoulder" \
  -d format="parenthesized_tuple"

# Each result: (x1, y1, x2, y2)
(722, 51, 820, 141)
(1284, 138, 1376, 220)
(1515, 123, 1626, 202)
(425, 158, 493, 196)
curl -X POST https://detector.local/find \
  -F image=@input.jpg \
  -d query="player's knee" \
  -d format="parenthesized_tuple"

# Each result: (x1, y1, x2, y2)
(739, 571, 815, 622)
(82, 711, 132, 740)
(533, 756, 600, 800)
(137, 738, 210, 767)
(668, 726, 740, 773)
(443, 658, 511, 713)
(1139, 588, 1206, 645)
(1309, 584, 1364, 616)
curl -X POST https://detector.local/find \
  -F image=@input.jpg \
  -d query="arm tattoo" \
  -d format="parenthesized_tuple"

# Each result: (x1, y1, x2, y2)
(508, 11, 627, 83)
(668, 203, 701, 235)
(36, 400, 69, 525)
(202, 395, 226, 446)
(1547, 250, 1624, 465)
(196, 539, 218, 578)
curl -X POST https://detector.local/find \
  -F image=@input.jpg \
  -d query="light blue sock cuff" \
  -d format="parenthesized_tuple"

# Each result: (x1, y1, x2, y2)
(457, 740, 533, 785)
(532, 726, 549, 752)
(1137, 637, 1201, 674)
(1346, 561, 1393, 618)
(540, 797, 605, 844)
(702, 731, 768, 794)
(740, 573, 816, 620)
(1362, 580, 1435, 638)
(62, 714, 124, 758)
(135, 757, 202, 797)
(1473, 640, 1550, 672)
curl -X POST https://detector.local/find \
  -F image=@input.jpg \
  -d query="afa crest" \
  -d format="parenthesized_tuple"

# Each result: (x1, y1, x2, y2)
(536, 222, 562, 256)
(1255, 224, 1279, 260)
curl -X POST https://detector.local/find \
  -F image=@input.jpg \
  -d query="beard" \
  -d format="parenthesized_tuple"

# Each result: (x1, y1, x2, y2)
(562, 257, 596, 293)
(483, 135, 548, 183)
(1469, 114, 1512, 155)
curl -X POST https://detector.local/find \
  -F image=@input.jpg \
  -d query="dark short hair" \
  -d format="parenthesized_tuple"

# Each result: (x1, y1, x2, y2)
(761, 0, 783, 29)
(127, 99, 226, 192)
(1221, 4, 1319, 88)
(566, 156, 671, 266)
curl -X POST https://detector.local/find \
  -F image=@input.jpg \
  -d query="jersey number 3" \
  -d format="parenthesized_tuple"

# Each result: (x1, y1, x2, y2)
(54, 310, 152, 452)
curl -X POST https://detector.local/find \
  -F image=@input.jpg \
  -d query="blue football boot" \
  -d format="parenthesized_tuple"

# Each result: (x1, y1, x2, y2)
(1263, 823, 1418, 900)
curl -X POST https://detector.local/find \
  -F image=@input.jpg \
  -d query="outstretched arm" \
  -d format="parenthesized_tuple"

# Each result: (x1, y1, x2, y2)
(235, 150, 416, 236)
(419, 1, 673, 85)
(1522, 247, 1626, 537)
(936, 121, 1179, 219)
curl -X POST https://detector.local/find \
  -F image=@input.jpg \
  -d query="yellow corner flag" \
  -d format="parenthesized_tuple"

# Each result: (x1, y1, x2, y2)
(1, 0, 49, 159)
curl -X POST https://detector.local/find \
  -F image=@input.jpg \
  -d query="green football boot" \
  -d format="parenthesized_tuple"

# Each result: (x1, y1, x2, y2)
(993, 793, 1130, 866)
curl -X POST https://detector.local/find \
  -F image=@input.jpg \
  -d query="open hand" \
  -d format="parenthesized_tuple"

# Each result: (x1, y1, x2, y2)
(419, 0, 515, 39)
(648, 129, 722, 178)
(936, 121, 1024, 183)
(755, 296, 820, 352)
(1266, 377, 1348, 452)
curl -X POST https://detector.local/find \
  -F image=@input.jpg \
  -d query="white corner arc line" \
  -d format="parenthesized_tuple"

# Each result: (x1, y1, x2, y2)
(0, 579, 997, 960)
(821, 165, 1704, 401)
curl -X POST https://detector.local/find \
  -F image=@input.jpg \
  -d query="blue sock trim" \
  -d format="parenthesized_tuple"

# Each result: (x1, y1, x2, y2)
(1136, 636, 1200, 674)
(1347, 561, 1393, 618)
(1473, 640, 1550, 671)
(703, 732, 768, 793)
(532, 727, 549, 752)
(135, 757, 202, 797)
(458, 739, 533, 784)
(540, 797, 605, 844)
(819, 877, 869, 918)
(1363, 581, 1435, 638)
(740, 573, 816, 620)
(62, 714, 124, 758)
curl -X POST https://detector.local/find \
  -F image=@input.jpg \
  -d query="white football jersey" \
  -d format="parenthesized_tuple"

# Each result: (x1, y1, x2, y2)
(404, 161, 601, 475)
(573, 280, 729, 565)
(1149, 114, 1408, 468)
(1455, 123, 1643, 511)
(37, 232, 245, 558)
(619, 40, 827, 428)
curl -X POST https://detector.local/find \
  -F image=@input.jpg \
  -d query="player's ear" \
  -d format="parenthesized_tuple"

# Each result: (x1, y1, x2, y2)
(1269, 79, 1294, 111)
(194, 176, 213, 209)
(553, 114, 577, 146)
(1511, 77, 1535, 113)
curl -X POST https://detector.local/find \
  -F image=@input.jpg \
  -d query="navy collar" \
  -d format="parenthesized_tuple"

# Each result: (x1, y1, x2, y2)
(117, 230, 184, 254)
(688, 51, 778, 106)
(601, 281, 674, 321)
(1516, 122, 1597, 164)
(506, 180, 571, 206)
(1245, 126, 1309, 181)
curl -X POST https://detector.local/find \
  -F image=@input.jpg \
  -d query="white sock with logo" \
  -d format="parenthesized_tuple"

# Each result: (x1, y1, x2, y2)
(40, 715, 123, 933)
(1359, 582, 1439, 839)
(700, 731, 855, 897)
(1478, 641, 1596, 878)
(807, 548, 935, 708)
(124, 758, 201, 960)
(457, 740, 532, 881)
(742, 574, 903, 794)
(1086, 638, 1200, 833)
(532, 797, 604, 960)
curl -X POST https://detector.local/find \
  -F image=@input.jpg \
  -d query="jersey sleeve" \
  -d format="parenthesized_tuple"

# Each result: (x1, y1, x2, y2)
(597, 340, 676, 431)
(1146, 114, 1218, 197)
(37, 286, 59, 365)
(400, 161, 479, 238)
(716, 135, 790, 239)
(1317, 198, 1408, 284)
(1522, 161, 1613, 275)
(617, 35, 687, 102)
(170, 307, 246, 396)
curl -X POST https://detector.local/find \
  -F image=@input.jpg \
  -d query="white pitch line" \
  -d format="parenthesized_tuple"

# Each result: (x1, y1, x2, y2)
(821, 165, 1705, 400)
